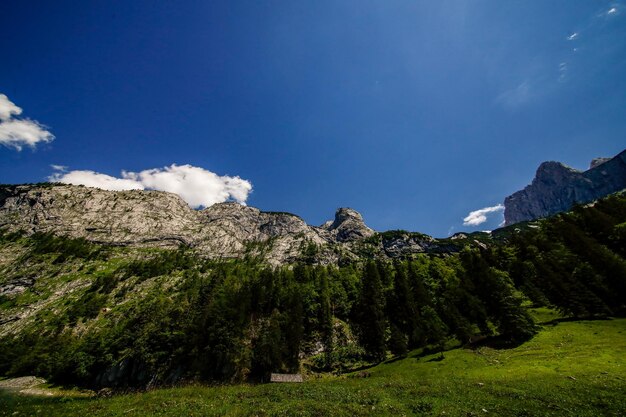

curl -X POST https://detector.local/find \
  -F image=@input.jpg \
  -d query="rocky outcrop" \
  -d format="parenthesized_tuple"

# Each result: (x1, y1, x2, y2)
(504, 149, 626, 225)
(321, 208, 374, 242)
(0, 184, 377, 265)
(0, 277, 35, 297)
(380, 233, 433, 257)
(590, 157, 611, 169)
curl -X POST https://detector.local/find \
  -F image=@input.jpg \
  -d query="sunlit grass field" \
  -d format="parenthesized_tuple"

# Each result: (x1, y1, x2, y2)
(2, 312, 625, 416)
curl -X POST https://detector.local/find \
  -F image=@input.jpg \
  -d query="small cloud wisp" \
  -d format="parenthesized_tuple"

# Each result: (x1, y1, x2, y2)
(463, 204, 504, 226)
(496, 81, 531, 109)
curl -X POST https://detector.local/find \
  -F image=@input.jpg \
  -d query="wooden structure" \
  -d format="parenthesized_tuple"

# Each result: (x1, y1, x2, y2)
(270, 373, 303, 383)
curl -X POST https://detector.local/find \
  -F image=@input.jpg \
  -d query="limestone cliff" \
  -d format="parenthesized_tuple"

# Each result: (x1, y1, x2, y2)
(504, 149, 626, 225)
(0, 184, 377, 265)
(319, 207, 374, 242)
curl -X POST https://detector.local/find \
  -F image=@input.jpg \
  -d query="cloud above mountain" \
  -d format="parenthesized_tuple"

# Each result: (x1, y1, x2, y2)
(49, 164, 253, 208)
(463, 204, 504, 226)
(0, 94, 54, 151)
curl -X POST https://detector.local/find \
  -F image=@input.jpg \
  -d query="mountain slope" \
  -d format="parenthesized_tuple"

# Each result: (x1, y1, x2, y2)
(504, 149, 626, 225)
(0, 184, 376, 265)
(1, 192, 624, 390)
(0, 184, 483, 264)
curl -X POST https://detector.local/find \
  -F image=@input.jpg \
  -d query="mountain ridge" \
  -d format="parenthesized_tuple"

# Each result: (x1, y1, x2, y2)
(3, 148, 625, 263)
(0, 184, 380, 265)
(503, 149, 626, 225)
(0, 183, 490, 265)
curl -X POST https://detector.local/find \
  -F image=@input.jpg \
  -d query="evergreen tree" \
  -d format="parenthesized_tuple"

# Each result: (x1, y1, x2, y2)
(420, 305, 448, 358)
(355, 261, 387, 361)
(407, 258, 431, 307)
(251, 309, 283, 381)
(281, 281, 304, 372)
(388, 323, 408, 356)
(318, 268, 334, 367)
(484, 268, 536, 343)
(388, 262, 417, 354)
(407, 258, 431, 346)
(461, 248, 536, 343)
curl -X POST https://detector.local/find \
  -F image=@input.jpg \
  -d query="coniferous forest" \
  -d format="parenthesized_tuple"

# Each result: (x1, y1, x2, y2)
(0, 194, 625, 389)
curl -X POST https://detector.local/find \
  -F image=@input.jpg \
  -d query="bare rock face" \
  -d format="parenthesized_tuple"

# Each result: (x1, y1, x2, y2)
(380, 234, 434, 257)
(504, 149, 626, 225)
(196, 202, 328, 263)
(0, 184, 375, 265)
(321, 208, 375, 242)
(590, 157, 611, 169)
(0, 185, 198, 246)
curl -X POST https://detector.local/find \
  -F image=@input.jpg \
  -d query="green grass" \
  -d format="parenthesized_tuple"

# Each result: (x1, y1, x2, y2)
(1, 316, 625, 416)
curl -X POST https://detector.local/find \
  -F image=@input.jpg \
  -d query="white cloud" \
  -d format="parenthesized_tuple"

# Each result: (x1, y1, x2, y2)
(597, 5, 620, 18)
(0, 93, 54, 151)
(49, 164, 253, 208)
(496, 81, 531, 109)
(463, 204, 504, 226)
(0, 119, 55, 151)
(0, 94, 22, 121)
(567, 32, 579, 41)
(49, 169, 144, 191)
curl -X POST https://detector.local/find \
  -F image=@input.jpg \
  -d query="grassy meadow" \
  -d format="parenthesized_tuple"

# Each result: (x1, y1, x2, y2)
(1, 311, 625, 417)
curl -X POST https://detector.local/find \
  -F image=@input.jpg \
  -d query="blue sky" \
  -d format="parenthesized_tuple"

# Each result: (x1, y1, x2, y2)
(1, 1, 625, 236)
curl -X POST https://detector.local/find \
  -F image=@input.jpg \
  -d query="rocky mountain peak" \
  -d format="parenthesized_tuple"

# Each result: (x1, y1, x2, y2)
(534, 161, 580, 185)
(590, 157, 611, 170)
(324, 207, 374, 242)
(331, 207, 364, 227)
(504, 149, 626, 225)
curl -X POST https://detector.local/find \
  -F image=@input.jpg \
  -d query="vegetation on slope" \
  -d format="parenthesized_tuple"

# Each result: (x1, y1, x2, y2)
(0, 194, 624, 390)
(1, 315, 625, 416)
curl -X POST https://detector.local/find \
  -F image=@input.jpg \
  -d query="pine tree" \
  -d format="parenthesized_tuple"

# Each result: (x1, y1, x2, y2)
(281, 281, 304, 372)
(407, 258, 431, 346)
(251, 309, 283, 381)
(485, 268, 536, 343)
(355, 261, 387, 361)
(420, 305, 448, 358)
(461, 248, 536, 343)
(388, 262, 417, 354)
(318, 268, 334, 367)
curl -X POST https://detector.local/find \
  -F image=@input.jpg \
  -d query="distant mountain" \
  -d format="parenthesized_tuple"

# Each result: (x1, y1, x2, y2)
(3, 149, 624, 265)
(504, 149, 626, 225)
(2, 184, 482, 266)
(0, 184, 376, 265)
